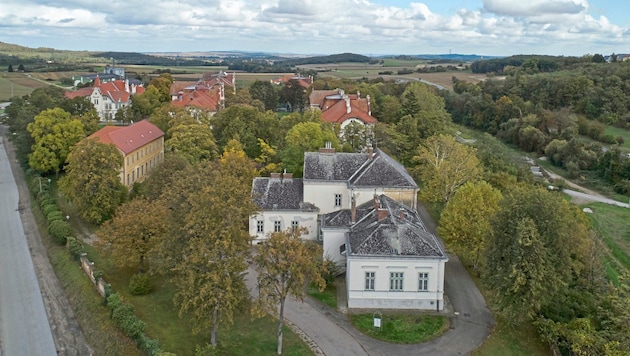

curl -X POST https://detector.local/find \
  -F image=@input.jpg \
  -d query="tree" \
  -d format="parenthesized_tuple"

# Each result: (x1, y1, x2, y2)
(17, 64, 25, 72)
(97, 198, 169, 271)
(399, 82, 451, 139)
(148, 74, 174, 103)
(27, 108, 85, 174)
(280, 79, 307, 112)
(485, 185, 592, 322)
(152, 140, 257, 347)
(254, 228, 326, 355)
(166, 124, 218, 163)
(249, 80, 279, 111)
(8, 64, 13, 72)
(413, 134, 482, 203)
(438, 181, 502, 269)
(282, 122, 340, 176)
(140, 153, 190, 201)
(59, 138, 127, 224)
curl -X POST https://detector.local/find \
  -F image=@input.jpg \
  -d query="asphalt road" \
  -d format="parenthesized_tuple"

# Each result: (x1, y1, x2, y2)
(0, 134, 57, 355)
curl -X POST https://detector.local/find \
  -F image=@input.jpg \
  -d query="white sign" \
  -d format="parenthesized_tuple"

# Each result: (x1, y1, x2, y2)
(373, 317, 381, 328)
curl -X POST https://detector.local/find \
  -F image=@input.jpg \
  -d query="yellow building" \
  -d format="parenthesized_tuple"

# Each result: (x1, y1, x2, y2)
(88, 120, 165, 188)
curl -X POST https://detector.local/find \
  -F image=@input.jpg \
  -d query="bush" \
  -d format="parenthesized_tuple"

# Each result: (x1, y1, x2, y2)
(41, 203, 59, 217)
(48, 219, 71, 245)
(107, 294, 146, 340)
(129, 273, 153, 295)
(137, 334, 161, 355)
(66, 236, 84, 261)
(46, 210, 64, 223)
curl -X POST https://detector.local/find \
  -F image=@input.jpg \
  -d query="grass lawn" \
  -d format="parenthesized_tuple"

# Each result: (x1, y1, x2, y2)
(473, 314, 550, 356)
(603, 125, 630, 150)
(84, 242, 312, 356)
(307, 282, 337, 308)
(583, 202, 630, 280)
(349, 313, 448, 344)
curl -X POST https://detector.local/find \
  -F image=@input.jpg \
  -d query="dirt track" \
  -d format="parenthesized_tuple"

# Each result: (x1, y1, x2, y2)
(2, 126, 92, 356)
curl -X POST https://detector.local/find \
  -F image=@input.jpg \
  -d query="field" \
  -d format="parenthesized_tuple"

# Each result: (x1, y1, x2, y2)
(0, 72, 50, 101)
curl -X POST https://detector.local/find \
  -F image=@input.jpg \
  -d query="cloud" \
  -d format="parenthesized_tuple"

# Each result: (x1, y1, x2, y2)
(483, 0, 587, 17)
(0, 0, 627, 56)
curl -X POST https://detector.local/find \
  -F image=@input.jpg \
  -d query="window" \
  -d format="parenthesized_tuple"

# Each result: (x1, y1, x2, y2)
(365, 272, 375, 291)
(257, 220, 264, 233)
(389, 272, 404, 291)
(127, 174, 130, 186)
(418, 272, 429, 292)
(334, 194, 342, 207)
(274, 221, 281, 232)
(291, 220, 299, 231)
(126, 157, 129, 166)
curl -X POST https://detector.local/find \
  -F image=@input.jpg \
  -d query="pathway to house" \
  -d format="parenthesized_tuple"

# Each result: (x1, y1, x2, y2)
(246, 202, 494, 356)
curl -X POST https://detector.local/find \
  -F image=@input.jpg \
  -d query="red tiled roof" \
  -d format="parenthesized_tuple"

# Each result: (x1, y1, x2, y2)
(171, 88, 221, 110)
(64, 79, 144, 101)
(309, 90, 338, 109)
(321, 99, 378, 124)
(88, 120, 164, 155)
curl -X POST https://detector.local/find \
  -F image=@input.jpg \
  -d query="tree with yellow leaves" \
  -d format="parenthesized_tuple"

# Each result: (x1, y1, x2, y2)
(414, 134, 482, 204)
(253, 227, 326, 355)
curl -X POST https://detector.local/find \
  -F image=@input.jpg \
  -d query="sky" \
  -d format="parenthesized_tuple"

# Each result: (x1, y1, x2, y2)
(0, 0, 629, 57)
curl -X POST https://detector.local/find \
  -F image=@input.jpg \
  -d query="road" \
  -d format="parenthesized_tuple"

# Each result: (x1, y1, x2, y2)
(0, 133, 57, 355)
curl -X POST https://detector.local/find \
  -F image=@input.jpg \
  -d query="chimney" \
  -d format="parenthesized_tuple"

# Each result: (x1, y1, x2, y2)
(283, 171, 293, 180)
(368, 146, 374, 160)
(345, 95, 351, 114)
(319, 141, 335, 154)
(270, 173, 281, 179)
(399, 208, 405, 220)
(366, 94, 371, 115)
(377, 208, 388, 222)
(178, 91, 183, 101)
(357, 91, 361, 98)
(351, 196, 357, 224)
(373, 194, 379, 209)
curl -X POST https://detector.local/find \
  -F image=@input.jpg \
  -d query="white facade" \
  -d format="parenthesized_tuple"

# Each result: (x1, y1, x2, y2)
(321, 228, 348, 265)
(303, 180, 349, 213)
(346, 256, 447, 311)
(249, 210, 319, 244)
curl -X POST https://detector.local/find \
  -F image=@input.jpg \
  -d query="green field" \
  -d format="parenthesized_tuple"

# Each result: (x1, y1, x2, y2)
(604, 125, 630, 149)
(0, 72, 49, 101)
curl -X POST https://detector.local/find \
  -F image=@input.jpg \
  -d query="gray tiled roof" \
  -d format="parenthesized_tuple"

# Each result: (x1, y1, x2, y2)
(251, 177, 317, 211)
(303, 152, 369, 181)
(303, 149, 417, 188)
(321, 201, 372, 228)
(349, 152, 417, 188)
(346, 195, 446, 258)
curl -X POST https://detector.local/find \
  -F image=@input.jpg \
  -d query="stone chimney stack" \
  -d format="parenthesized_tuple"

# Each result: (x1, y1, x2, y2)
(368, 146, 374, 160)
(270, 173, 281, 179)
(345, 95, 351, 114)
(283, 170, 293, 180)
(399, 208, 405, 220)
(377, 207, 388, 222)
(367, 94, 371, 115)
(319, 141, 335, 154)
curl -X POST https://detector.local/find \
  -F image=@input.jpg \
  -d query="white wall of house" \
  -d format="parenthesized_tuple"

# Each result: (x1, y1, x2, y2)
(249, 210, 319, 243)
(321, 228, 348, 265)
(346, 256, 447, 310)
(303, 181, 349, 214)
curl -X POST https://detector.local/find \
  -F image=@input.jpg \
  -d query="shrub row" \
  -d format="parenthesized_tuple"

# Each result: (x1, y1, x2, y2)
(27, 172, 166, 356)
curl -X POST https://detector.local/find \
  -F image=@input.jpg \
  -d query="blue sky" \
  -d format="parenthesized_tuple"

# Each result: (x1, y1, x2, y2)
(0, 0, 628, 57)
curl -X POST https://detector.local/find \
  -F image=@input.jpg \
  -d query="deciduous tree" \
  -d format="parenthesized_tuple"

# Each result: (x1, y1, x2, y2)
(97, 198, 169, 271)
(59, 138, 127, 224)
(152, 140, 257, 347)
(254, 228, 326, 355)
(27, 108, 85, 174)
(485, 185, 592, 322)
(413, 134, 482, 203)
(438, 181, 502, 269)
(166, 124, 218, 163)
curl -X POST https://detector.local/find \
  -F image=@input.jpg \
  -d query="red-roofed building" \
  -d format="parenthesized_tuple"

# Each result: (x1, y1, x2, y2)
(272, 74, 313, 89)
(309, 88, 378, 132)
(66, 77, 145, 121)
(169, 72, 236, 113)
(88, 120, 164, 188)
